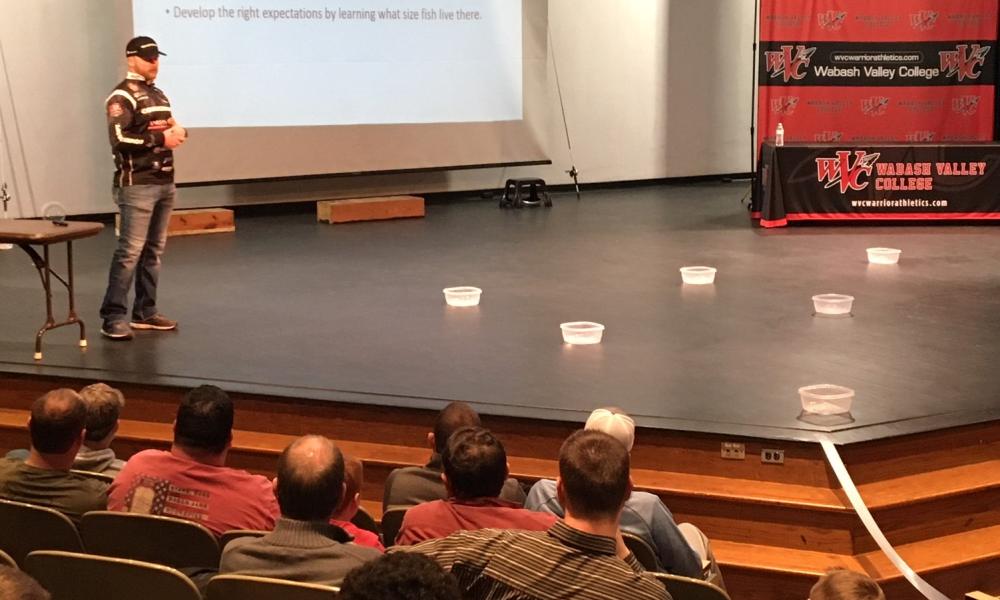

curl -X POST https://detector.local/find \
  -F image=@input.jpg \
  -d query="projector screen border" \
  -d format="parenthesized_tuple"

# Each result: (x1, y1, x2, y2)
(126, 0, 550, 184)
(173, 159, 553, 189)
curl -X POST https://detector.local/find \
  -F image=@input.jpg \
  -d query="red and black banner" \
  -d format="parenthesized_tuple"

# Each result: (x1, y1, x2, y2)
(757, 0, 999, 147)
(752, 142, 1000, 227)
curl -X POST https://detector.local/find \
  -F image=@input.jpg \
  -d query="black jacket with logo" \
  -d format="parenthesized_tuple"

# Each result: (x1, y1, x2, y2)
(105, 73, 174, 186)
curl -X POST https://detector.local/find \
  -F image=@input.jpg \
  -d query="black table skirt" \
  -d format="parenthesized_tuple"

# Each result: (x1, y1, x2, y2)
(751, 142, 1000, 227)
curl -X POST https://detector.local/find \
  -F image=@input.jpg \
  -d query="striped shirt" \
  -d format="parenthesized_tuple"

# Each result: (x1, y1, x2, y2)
(397, 520, 670, 600)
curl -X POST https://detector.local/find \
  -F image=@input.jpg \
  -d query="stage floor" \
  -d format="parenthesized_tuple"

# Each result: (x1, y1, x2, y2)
(2, 182, 999, 443)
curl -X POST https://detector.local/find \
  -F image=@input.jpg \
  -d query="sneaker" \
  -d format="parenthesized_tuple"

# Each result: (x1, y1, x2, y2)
(101, 321, 134, 340)
(130, 314, 178, 331)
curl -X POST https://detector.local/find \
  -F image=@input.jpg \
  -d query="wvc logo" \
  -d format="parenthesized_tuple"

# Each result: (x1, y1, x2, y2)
(765, 45, 817, 82)
(814, 131, 843, 143)
(770, 96, 800, 115)
(952, 95, 981, 116)
(816, 151, 880, 193)
(861, 96, 890, 117)
(910, 10, 938, 31)
(905, 131, 936, 142)
(939, 44, 991, 82)
(817, 10, 847, 31)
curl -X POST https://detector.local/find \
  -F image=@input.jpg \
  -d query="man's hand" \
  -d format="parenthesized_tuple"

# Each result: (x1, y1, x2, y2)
(163, 126, 186, 149)
(167, 118, 188, 140)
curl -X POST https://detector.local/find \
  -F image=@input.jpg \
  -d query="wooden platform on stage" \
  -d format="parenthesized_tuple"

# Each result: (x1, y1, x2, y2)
(0, 372, 997, 600)
(316, 195, 425, 224)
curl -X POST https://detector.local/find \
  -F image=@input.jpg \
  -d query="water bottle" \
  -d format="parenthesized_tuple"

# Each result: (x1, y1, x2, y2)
(776, 123, 785, 147)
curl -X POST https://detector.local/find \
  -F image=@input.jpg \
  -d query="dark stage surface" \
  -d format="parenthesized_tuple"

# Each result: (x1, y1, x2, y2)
(2, 182, 999, 443)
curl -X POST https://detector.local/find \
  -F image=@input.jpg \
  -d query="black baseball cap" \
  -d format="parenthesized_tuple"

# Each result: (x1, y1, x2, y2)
(126, 36, 166, 61)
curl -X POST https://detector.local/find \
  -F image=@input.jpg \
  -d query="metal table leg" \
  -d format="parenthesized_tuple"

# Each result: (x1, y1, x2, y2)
(67, 241, 86, 349)
(19, 241, 88, 361)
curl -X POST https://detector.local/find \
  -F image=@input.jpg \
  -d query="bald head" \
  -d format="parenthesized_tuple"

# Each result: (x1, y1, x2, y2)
(276, 435, 345, 521)
(29, 389, 86, 455)
(286, 435, 337, 474)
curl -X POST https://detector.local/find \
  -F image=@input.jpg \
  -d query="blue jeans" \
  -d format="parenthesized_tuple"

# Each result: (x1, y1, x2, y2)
(100, 184, 175, 324)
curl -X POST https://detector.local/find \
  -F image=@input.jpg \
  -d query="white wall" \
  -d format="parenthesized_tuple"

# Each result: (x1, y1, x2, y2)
(0, 0, 754, 216)
(542, 1, 755, 182)
(0, 2, 128, 217)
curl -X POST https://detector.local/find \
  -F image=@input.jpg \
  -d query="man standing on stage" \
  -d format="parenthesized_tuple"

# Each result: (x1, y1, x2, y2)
(100, 36, 186, 340)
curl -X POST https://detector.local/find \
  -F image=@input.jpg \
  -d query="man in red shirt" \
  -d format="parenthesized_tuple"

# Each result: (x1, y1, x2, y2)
(108, 385, 278, 536)
(395, 427, 555, 545)
(331, 455, 384, 551)
(382, 402, 524, 512)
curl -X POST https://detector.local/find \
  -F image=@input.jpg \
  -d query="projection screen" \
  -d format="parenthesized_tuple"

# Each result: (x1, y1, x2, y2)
(128, 0, 549, 184)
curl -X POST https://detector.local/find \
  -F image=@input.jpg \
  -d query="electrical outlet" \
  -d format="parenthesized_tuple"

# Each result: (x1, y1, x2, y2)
(721, 442, 745, 460)
(761, 449, 785, 464)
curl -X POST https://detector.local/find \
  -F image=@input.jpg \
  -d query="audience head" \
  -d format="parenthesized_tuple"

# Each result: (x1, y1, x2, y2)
(441, 426, 508, 500)
(0, 566, 50, 600)
(28, 389, 87, 456)
(430, 401, 481, 455)
(173, 385, 233, 455)
(557, 429, 631, 522)
(335, 455, 364, 520)
(809, 569, 885, 600)
(79, 383, 126, 447)
(584, 407, 635, 452)
(339, 552, 461, 600)
(275, 435, 345, 521)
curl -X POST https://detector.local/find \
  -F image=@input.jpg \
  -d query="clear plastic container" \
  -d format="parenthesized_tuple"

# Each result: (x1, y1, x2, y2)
(680, 266, 717, 285)
(866, 247, 901, 265)
(443, 287, 482, 307)
(560, 322, 605, 345)
(812, 293, 854, 316)
(799, 384, 854, 415)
